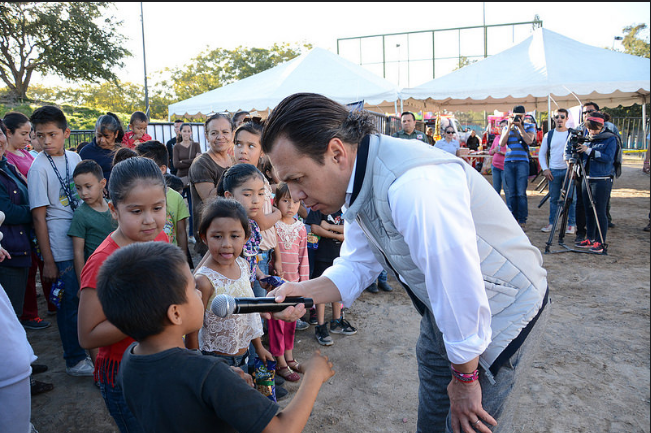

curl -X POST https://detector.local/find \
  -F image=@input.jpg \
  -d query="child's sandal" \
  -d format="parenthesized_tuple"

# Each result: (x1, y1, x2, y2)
(276, 366, 300, 382)
(286, 359, 304, 374)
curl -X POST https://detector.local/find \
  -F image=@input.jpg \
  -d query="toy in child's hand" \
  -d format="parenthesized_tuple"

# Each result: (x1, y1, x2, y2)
(260, 276, 286, 287)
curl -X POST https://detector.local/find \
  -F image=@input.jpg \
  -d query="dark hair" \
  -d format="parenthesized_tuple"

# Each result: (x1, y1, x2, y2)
(96, 112, 125, 143)
(30, 105, 68, 131)
(585, 111, 607, 131)
(0, 118, 7, 135)
(400, 111, 416, 121)
(513, 105, 526, 114)
(556, 108, 569, 117)
(216, 163, 265, 197)
(109, 156, 166, 205)
(136, 140, 169, 169)
(112, 147, 138, 167)
(176, 123, 193, 144)
(129, 111, 148, 125)
(235, 120, 263, 141)
(259, 154, 275, 183)
(198, 197, 251, 241)
(173, 119, 183, 124)
(261, 93, 377, 164)
(76, 141, 89, 153)
(584, 102, 600, 111)
(273, 182, 291, 207)
(2, 111, 30, 134)
(164, 173, 184, 194)
(73, 159, 104, 181)
(204, 113, 234, 134)
(233, 111, 250, 124)
(96, 241, 189, 341)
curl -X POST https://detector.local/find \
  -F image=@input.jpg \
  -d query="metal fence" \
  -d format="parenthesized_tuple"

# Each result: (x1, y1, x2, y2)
(611, 117, 649, 150)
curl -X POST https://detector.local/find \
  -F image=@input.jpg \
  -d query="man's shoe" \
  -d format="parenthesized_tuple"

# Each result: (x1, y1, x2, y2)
(590, 242, 604, 253)
(275, 385, 289, 401)
(308, 308, 318, 325)
(608, 222, 615, 228)
(66, 358, 94, 377)
(575, 239, 593, 248)
(31, 364, 48, 375)
(377, 280, 393, 292)
(30, 377, 54, 395)
(541, 224, 553, 233)
(644, 222, 650, 232)
(519, 222, 526, 230)
(295, 319, 309, 331)
(21, 318, 51, 330)
(366, 282, 379, 293)
(315, 324, 333, 346)
(565, 225, 576, 235)
(330, 318, 357, 335)
(274, 374, 285, 386)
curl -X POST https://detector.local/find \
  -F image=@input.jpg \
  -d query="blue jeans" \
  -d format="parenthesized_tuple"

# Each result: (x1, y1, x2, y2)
(251, 250, 271, 298)
(548, 168, 576, 226)
(203, 349, 250, 374)
(56, 260, 87, 368)
(503, 160, 529, 224)
(183, 186, 193, 236)
(491, 165, 511, 210)
(416, 304, 550, 433)
(582, 178, 612, 244)
(378, 269, 387, 283)
(99, 380, 144, 433)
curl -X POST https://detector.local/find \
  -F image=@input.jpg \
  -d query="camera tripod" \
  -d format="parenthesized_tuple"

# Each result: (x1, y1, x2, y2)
(543, 155, 607, 255)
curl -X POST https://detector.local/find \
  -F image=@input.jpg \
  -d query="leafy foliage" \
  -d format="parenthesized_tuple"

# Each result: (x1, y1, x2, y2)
(621, 24, 650, 59)
(0, 2, 131, 100)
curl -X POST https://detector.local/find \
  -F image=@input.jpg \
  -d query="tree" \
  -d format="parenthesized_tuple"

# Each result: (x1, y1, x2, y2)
(0, 2, 131, 101)
(621, 24, 650, 58)
(453, 56, 477, 71)
(161, 42, 312, 101)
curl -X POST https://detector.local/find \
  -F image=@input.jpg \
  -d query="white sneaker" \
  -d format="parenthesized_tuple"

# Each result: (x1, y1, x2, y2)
(541, 224, 553, 233)
(66, 357, 94, 377)
(565, 225, 576, 234)
(188, 236, 196, 244)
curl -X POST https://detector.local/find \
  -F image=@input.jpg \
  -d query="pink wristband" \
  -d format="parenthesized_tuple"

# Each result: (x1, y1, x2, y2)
(450, 366, 479, 383)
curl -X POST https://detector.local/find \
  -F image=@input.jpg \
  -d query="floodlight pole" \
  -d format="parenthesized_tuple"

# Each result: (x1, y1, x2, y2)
(141, 2, 150, 119)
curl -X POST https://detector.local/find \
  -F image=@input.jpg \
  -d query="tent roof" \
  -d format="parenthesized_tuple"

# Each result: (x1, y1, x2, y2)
(399, 28, 650, 112)
(168, 47, 399, 119)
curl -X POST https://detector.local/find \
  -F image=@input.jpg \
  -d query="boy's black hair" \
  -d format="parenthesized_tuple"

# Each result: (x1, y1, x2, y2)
(2, 111, 30, 134)
(109, 156, 166, 205)
(216, 163, 264, 197)
(73, 159, 104, 181)
(130, 111, 148, 125)
(30, 105, 68, 131)
(164, 173, 184, 194)
(135, 140, 169, 168)
(198, 197, 251, 241)
(112, 147, 138, 167)
(96, 242, 189, 341)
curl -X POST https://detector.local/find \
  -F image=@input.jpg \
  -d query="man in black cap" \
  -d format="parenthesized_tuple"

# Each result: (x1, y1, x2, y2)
(499, 105, 536, 229)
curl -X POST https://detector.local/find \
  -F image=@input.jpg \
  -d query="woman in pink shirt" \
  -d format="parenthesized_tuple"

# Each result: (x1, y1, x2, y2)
(489, 133, 510, 206)
(2, 112, 34, 178)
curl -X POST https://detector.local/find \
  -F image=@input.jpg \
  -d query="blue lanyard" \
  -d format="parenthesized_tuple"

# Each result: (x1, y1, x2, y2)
(45, 152, 77, 211)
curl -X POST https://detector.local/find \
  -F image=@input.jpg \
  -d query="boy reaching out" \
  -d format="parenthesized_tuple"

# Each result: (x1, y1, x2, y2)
(97, 241, 335, 433)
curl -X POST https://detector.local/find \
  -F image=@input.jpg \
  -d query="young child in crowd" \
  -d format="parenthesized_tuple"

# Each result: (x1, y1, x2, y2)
(96, 240, 335, 433)
(77, 157, 169, 433)
(68, 160, 117, 286)
(232, 122, 281, 297)
(122, 111, 152, 149)
(190, 198, 273, 370)
(304, 208, 357, 346)
(135, 141, 190, 255)
(27, 106, 94, 376)
(268, 183, 309, 382)
(112, 147, 137, 167)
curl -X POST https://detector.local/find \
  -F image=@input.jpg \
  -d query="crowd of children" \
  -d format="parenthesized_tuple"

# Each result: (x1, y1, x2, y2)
(0, 105, 366, 433)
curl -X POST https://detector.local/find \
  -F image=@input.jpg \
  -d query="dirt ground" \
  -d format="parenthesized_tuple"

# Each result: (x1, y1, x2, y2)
(27, 155, 650, 433)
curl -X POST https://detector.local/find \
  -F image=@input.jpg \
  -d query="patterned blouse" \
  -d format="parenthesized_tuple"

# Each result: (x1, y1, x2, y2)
(274, 219, 309, 283)
(194, 257, 263, 354)
(243, 219, 262, 282)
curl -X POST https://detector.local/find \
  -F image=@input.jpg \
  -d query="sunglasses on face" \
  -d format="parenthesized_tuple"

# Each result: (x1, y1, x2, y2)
(583, 109, 596, 115)
(445, 131, 454, 134)
(554, 115, 566, 119)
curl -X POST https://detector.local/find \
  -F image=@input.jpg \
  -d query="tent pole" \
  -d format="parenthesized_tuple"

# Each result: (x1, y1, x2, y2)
(547, 95, 552, 132)
(643, 96, 648, 151)
(394, 101, 398, 116)
(400, 99, 404, 114)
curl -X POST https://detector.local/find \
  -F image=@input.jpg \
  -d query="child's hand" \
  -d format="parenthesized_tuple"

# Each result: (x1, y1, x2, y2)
(229, 366, 254, 387)
(303, 350, 335, 384)
(257, 347, 275, 364)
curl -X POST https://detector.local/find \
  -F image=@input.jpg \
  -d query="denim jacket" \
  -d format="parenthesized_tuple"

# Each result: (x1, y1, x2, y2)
(0, 156, 32, 267)
(581, 131, 617, 178)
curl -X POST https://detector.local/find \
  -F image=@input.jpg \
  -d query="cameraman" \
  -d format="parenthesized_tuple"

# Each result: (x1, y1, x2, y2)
(499, 105, 535, 229)
(575, 112, 617, 253)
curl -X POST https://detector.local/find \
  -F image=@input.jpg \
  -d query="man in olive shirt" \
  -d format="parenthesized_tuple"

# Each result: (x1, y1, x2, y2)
(392, 112, 429, 143)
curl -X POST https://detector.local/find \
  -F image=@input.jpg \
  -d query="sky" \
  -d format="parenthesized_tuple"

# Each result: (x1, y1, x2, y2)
(33, 2, 650, 92)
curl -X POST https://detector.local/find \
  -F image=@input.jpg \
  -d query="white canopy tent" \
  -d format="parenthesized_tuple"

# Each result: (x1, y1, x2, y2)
(399, 28, 650, 116)
(167, 47, 399, 120)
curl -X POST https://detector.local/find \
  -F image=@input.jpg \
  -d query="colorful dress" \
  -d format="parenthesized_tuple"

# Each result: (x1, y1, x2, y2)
(243, 219, 262, 282)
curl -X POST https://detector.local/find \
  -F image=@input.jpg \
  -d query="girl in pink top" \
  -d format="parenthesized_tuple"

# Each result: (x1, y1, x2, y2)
(2, 112, 34, 177)
(269, 182, 309, 382)
(489, 133, 511, 202)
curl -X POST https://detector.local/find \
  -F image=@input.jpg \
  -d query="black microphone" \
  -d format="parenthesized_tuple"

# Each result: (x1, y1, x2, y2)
(211, 294, 314, 318)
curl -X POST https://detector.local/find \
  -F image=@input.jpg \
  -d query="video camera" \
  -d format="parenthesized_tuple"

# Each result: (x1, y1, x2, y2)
(566, 127, 593, 162)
